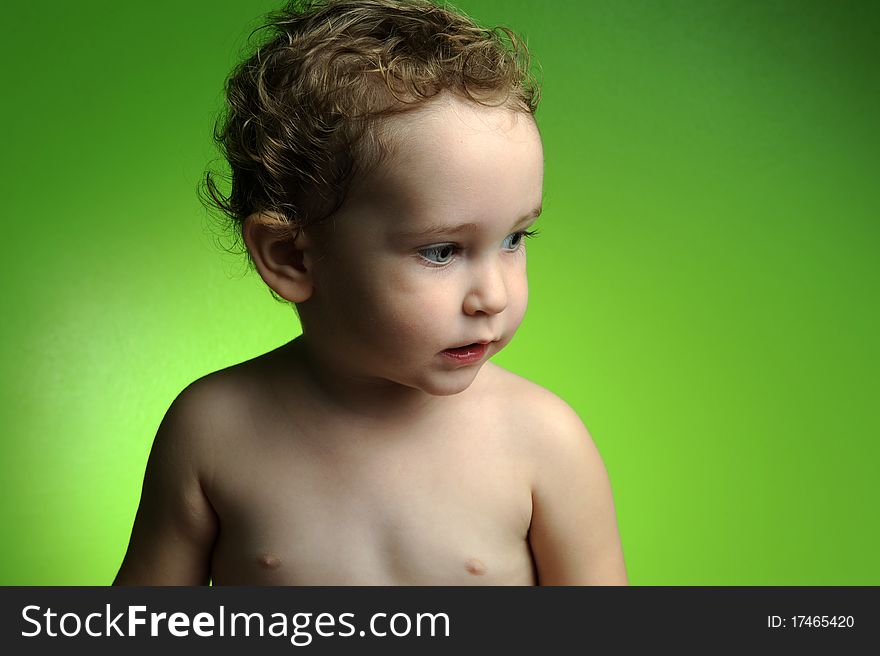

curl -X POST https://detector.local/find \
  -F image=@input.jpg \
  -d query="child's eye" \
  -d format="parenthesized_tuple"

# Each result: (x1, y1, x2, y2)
(502, 229, 539, 251)
(418, 243, 457, 265)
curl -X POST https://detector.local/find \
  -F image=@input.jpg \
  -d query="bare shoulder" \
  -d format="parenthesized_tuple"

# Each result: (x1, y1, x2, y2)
(166, 341, 294, 441)
(113, 370, 239, 585)
(114, 347, 290, 585)
(116, 340, 308, 586)
(168, 362, 261, 439)
(477, 362, 592, 452)
(478, 363, 628, 585)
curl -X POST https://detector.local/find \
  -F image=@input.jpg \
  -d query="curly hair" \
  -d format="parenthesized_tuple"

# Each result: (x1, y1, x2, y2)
(200, 0, 540, 258)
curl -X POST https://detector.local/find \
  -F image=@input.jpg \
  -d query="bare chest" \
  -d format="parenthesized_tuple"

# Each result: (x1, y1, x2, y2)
(207, 420, 536, 585)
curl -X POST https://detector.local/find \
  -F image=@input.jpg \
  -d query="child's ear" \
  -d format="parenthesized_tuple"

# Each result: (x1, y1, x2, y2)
(243, 212, 315, 303)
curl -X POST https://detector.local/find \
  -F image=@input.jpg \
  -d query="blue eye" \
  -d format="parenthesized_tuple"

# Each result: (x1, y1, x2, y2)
(502, 232, 523, 250)
(419, 243, 456, 265)
(502, 229, 538, 251)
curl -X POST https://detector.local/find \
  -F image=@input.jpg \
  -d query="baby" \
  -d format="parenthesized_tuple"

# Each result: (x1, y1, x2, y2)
(114, 0, 627, 585)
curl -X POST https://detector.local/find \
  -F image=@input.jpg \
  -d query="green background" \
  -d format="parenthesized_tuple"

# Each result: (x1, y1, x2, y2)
(1, 0, 877, 585)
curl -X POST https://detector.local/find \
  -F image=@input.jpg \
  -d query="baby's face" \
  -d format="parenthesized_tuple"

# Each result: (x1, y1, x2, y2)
(302, 95, 544, 396)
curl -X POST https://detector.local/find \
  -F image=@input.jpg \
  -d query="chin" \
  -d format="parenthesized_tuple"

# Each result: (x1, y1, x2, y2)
(415, 367, 483, 397)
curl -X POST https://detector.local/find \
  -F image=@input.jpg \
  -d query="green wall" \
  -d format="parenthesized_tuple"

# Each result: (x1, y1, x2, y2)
(1, 0, 877, 585)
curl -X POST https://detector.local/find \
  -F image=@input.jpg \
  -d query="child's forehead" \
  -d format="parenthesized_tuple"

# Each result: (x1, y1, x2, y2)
(343, 96, 543, 232)
(388, 95, 539, 154)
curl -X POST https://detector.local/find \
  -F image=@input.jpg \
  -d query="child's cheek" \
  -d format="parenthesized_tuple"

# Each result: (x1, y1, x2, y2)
(507, 280, 529, 331)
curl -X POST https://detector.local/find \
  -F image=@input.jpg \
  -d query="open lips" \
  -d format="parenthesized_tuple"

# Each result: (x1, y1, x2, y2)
(440, 342, 490, 363)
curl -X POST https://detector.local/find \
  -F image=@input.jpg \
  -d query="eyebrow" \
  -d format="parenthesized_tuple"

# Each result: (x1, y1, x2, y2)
(395, 205, 542, 240)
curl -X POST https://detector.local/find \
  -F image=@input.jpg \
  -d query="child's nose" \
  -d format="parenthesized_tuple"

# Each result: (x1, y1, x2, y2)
(462, 257, 508, 316)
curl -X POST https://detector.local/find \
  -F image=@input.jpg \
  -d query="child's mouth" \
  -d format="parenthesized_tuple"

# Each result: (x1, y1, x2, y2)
(440, 342, 488, 364)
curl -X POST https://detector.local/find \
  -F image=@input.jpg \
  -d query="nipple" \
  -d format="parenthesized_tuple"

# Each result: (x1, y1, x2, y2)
(258, 553, 282, 569)
(464, 558, 486, 576)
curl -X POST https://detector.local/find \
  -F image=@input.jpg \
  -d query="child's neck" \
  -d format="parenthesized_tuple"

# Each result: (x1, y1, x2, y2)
(289, 335, 445, 423)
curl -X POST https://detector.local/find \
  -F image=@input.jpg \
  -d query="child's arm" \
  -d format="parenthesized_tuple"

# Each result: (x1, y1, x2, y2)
(528, 399, 628, 585)
(114, 386, 218, 585)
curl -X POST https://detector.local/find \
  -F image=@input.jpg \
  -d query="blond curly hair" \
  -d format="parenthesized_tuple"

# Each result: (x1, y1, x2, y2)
(201, 0, 540, 251)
